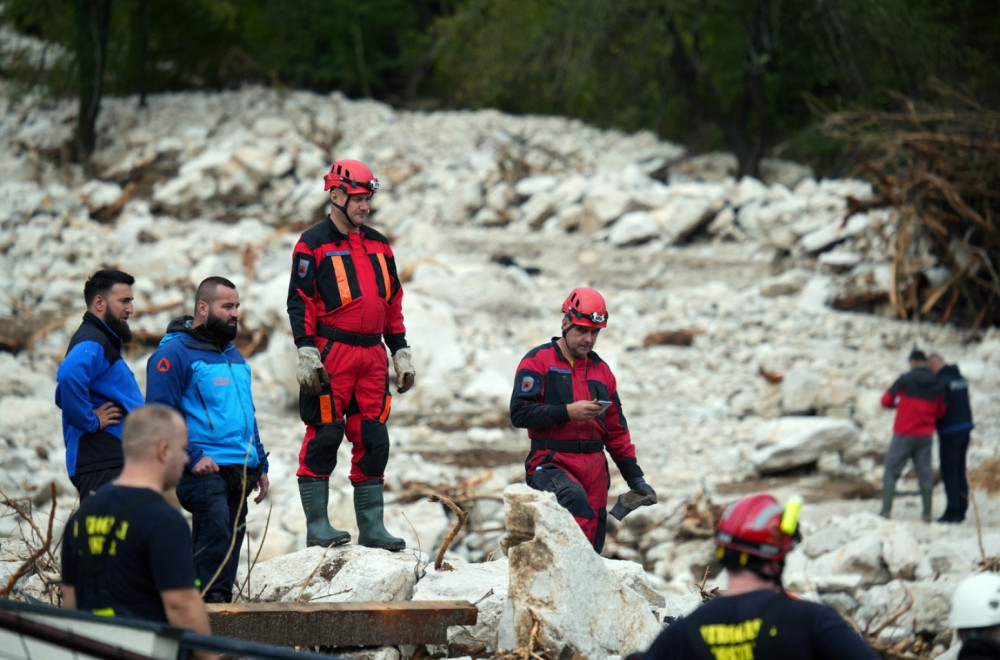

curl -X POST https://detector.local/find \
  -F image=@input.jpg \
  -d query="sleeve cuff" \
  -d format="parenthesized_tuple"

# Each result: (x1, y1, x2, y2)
(615, 457, 643, 483)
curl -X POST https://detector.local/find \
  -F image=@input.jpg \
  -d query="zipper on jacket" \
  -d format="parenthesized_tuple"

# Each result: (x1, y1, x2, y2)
(194, 384, 214, 431)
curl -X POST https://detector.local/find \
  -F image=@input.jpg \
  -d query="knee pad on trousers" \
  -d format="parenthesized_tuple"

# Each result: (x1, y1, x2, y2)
(528, 466, 595, 520)
(304, 422, 345, 476)
(357, 419, 390, 478)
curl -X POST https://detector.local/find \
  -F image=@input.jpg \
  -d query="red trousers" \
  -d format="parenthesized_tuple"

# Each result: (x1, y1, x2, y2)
(526, 449, 610, 551)
(297, 340, 391, 483)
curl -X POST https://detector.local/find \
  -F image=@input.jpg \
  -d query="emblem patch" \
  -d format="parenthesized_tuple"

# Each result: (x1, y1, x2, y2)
(297, 258, 310, 278)
(520, 375, 534, 392)
(156, 358, 170, 372)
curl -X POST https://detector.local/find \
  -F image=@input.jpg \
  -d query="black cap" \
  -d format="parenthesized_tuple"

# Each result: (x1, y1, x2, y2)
(909, 348, 927, 362)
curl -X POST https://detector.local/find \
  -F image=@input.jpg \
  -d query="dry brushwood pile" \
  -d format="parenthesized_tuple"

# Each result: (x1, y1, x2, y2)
(824, 83, 1000, 331)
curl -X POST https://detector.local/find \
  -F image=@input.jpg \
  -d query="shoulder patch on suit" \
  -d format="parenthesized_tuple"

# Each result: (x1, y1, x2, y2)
(520, 375, 535, 392)
(297, 258, 310, 278)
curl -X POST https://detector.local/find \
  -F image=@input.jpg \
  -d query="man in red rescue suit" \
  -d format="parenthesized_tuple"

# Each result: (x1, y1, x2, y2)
(287, 159, 416, 551)
(510, 288, 656, 552)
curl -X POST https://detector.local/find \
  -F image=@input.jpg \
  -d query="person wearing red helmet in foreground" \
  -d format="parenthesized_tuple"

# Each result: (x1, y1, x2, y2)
(510, 287, 656, 552)
(287, 159, 415, 551)
(638, 493, 878, 659)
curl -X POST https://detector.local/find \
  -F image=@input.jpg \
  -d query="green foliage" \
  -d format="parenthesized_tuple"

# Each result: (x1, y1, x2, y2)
(2, 0, 998, 175)
(430, 0, 1000, 175)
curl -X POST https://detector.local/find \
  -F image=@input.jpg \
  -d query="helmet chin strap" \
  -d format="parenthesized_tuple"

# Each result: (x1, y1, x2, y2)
(331, 196, 366, 228)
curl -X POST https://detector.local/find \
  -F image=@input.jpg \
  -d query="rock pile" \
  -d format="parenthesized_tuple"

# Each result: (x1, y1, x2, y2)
(2, 83, 999, 658)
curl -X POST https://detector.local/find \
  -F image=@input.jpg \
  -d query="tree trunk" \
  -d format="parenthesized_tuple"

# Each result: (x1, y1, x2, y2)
(137, 0, 148, 108)
(73, 0, 112, 167)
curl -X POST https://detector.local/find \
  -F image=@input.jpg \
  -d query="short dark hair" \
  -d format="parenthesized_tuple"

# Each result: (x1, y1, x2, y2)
(84, 269, 134, 307)
(909, 348, 928, 362)
(194, 276, 237, 315)
(121, 404, 184, 460)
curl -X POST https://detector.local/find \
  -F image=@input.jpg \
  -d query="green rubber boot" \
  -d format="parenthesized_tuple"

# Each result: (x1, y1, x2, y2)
(879, 484, 895, 519)
(353, 480, 405, 551)
(298, 478, 350, 547)
(921, 488, 933, 523)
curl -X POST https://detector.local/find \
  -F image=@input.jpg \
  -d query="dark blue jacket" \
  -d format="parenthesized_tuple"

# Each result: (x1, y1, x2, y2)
(145, 317, 268, 472)
(55, 312, 144, 477)
(937, 364, 974, 434)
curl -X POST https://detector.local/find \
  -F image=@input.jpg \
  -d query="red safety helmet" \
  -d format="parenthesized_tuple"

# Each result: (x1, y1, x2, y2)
(714, 494, 799, 561)
(562, 288, 608, 328)
(323, 159, 380, 195)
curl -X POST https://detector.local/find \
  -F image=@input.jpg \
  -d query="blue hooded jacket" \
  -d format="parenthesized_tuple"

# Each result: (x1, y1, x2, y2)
(56, 312, 144, 477)
(145, 317, 268, 472)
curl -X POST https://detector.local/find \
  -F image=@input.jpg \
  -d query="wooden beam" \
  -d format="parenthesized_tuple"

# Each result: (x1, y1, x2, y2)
(207, 600, 478, 648)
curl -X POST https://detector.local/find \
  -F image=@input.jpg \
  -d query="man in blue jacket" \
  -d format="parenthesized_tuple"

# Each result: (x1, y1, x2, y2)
(146, 276, 269, 603)
(56, 269, 144, 501)
(929, 352, 974, 523)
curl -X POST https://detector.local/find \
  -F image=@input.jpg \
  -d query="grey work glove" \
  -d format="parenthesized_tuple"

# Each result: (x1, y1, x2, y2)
(392, 347, 416, 394)
(627, 477, 657, 502)
(296, 346, 329, 395)
(610, 477, 657, 521)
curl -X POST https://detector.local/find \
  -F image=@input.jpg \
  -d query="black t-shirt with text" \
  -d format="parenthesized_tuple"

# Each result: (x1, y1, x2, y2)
(61, 485, 196, 623)
(642, 589, 878, 660)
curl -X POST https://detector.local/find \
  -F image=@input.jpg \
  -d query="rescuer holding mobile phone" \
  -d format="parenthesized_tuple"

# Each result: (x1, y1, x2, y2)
(509, 287, 657, 552)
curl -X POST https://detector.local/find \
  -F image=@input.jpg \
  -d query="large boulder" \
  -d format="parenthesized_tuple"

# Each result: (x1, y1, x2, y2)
(497, 484, 660, 659)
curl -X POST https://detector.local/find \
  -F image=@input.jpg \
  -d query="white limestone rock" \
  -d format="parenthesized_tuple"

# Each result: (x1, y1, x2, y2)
(497, 484, 660, 659)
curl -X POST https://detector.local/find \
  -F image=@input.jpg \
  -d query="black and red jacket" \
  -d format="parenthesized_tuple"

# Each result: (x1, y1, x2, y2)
(510, 339, 642, 482)
(881, 366, 945, 436)
(287, 217, 407, 354)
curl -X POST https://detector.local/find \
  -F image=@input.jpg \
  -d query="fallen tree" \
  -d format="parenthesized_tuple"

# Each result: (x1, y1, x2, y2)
(822, 81, 1000, 331)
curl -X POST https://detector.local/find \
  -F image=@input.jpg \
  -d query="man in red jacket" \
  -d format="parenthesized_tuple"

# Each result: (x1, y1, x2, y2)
(510, 287, 656, 552)
(880, 348, 945, 521)
(287, 159, 415, 551)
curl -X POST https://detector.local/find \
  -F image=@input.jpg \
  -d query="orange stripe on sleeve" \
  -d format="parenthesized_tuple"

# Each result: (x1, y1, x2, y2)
(332, 256, 353, 304)
(376, 254, 391, 301)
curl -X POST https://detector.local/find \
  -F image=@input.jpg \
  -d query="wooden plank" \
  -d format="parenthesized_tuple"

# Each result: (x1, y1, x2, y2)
(207, 600, 478, 648)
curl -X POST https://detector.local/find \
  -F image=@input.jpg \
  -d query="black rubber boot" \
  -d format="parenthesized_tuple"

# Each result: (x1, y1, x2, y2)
(353, 480, 405, 551)
(298, 478, 350, 547)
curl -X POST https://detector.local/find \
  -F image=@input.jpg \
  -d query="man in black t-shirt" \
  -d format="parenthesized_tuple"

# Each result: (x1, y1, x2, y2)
(61, 404, 212, 642)
(638, 493, 878, 660)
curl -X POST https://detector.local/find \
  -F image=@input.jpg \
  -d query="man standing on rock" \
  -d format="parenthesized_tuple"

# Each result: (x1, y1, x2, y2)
(146, 277, 269, 603)
(880, 348, 945, 522)
(56, 268, 145, 501)
(638, 493, 878, 659)
(510, 287, 656, 553)
(61, 404, 213, 645)
(929, 352, 974, 523)
(288, 158, 414, 551)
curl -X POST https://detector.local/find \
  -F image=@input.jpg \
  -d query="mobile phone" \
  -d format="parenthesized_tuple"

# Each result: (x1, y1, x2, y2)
(596, 400, 613, 414)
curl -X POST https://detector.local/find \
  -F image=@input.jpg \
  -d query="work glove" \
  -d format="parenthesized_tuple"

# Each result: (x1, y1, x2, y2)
(627, 477, 658, 502)
(296, 346, 329, 395)
(610, 477, 658, 521)
(392, 347, 416, 394)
